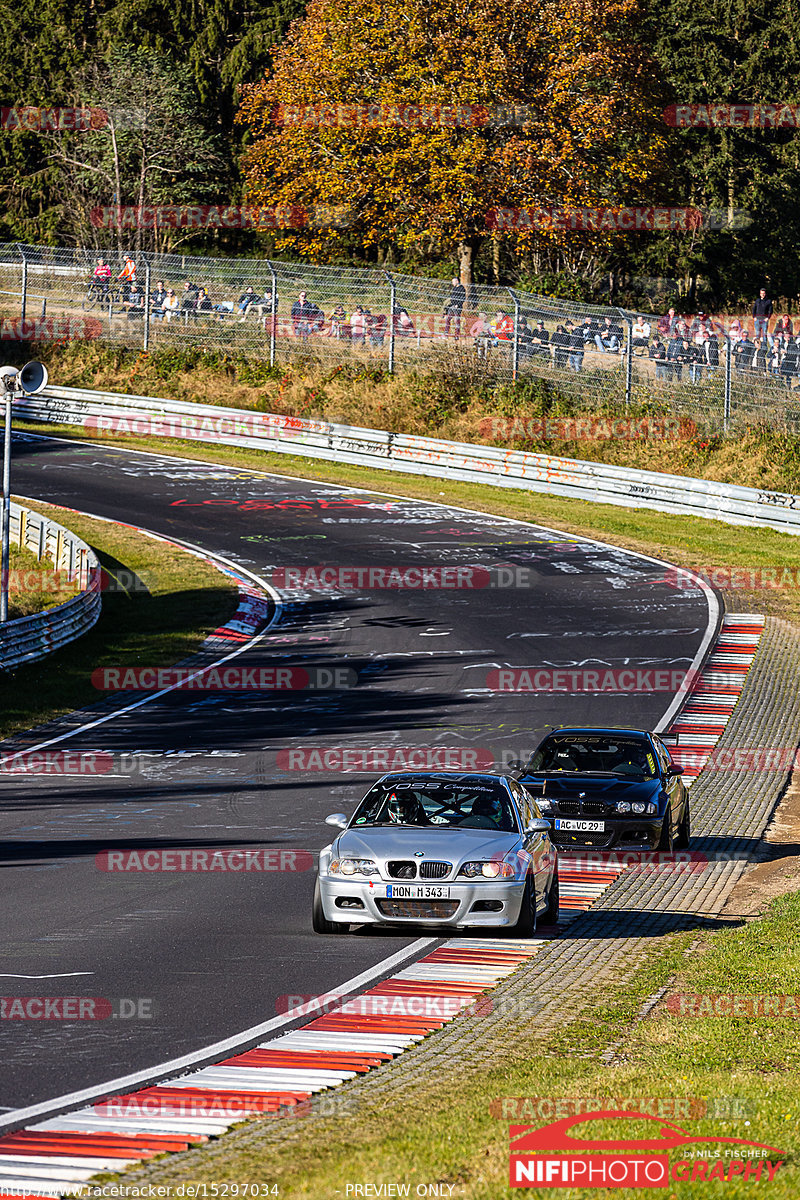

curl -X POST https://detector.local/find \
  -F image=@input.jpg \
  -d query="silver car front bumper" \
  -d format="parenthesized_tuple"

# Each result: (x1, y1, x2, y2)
(317, 874, 527, 927)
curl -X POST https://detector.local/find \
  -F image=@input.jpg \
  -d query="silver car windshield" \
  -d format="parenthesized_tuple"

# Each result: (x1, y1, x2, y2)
(351, 783, 517, 832)
(527, 736, 657, 780)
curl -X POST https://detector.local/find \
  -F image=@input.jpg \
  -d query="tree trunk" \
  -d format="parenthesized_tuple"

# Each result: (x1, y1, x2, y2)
(457, 237, 480, 290)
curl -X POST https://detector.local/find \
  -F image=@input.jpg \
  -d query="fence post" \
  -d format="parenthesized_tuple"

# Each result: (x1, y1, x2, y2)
(267, 263, 278, 368)
(508, 288, 520, 382)
(143, 259, 151, 351)
(619, 308, 632, 412)
(724, 335, 732, 432)
(19, 248, 27, 325)
(384, 270, 396, 374)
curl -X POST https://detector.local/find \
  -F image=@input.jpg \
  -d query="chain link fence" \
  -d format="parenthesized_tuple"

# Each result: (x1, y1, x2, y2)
(1, 241, 798, 435)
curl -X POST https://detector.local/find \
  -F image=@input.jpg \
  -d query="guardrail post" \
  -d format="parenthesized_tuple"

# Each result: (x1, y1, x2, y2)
(143, 260, 151, 351)
(384, 270, 397, 374)
(508, 288, 520, 382)
(723, 335, 732, 432)
(19, 248, 27, 325)
(268, 262, 278, 368)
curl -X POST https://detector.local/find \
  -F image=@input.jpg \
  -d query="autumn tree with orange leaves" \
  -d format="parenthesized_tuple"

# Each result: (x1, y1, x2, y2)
(238, 0, 668, 284)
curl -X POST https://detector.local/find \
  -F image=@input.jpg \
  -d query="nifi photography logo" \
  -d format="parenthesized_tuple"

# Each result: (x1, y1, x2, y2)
(508, 1111, 787, 1188)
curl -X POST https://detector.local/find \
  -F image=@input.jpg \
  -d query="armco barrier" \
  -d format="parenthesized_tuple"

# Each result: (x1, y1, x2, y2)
(0, 502, 101, 669)
(16, 383, 800, 535)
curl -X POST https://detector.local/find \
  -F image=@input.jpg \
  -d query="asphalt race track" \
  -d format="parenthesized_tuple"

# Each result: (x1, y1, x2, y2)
(0, 432, 715, 1113)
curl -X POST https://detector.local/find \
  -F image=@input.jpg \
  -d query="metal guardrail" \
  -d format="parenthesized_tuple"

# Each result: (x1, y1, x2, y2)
(0, 502, 102, 670)
(16, 383, 800, 536)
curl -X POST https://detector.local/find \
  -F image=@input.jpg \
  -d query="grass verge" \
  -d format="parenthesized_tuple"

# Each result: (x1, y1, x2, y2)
(18, 419, 800, 629)
(7, 542, 78, 618)
(104, 893, 800, 1198)
(0, 499, 238, 740)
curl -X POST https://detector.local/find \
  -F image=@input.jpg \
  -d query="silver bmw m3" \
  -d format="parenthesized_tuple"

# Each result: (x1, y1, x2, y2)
(313, 771, 559, 935)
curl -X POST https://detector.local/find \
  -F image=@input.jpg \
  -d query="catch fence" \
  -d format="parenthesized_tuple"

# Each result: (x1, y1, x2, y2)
(0, 242, 797, 435)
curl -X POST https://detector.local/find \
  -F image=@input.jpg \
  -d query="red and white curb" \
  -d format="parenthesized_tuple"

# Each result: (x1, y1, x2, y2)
(664, 612, 765, 783)
(0, 941, 549, 1196)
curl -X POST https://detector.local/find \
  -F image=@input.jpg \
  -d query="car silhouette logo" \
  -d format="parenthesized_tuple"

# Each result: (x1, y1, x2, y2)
(509, 1111, 786, 1156)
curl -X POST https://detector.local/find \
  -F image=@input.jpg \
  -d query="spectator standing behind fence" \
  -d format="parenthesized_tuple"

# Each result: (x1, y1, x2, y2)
(124, 281, 145, 319)
(350, 306, 366, 344)
(471, 312, 492, 359)
(753, 336, 768, 374)
(92, 257, 111, 295)
(150, 280, 167, 321)
(443, 278, 466, 339)
(666, 332, 683, 380)
(631, 316, 651, 355)
(530, 321, 550, 356)
(394, 305, 415, 339)
(650, 337, 668, 380)
(517, 316, 534, 360)
(657, 307, 677, 339)
(181, 281, 200, 319)
(117, 254, 137, 288)
(566, 320, 584, 372)
(702, 331, 719, 377)
(775, 314, 793, 340)
(551, 323, 569, 367)
(291, 290, 316, 339)
(780, 335, 799, 387)
(329, 304, 347, 338)
(753, 287, 773, 344)
(734, 331, 755, 372)
(162, 288, 179, 321)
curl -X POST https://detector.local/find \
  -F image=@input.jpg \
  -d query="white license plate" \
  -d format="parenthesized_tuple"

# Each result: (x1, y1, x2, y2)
(554, 819, 604, 832)
(386, 884, 451, 899)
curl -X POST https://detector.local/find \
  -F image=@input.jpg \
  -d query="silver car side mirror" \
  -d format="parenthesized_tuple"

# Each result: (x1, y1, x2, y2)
(325, 812, 348, 830)
(526, 818, 552, 835)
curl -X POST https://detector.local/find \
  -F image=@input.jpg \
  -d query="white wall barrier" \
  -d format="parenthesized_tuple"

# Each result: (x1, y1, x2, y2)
(16, 384, 800, 536)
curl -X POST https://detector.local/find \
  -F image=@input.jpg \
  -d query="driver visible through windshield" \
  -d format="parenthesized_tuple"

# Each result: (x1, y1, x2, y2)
(351, 781, 517, 832)
(526, 736, 658, 780)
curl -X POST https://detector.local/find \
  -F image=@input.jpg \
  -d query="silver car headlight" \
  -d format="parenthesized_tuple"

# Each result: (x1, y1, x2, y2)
(329, 858, 379, 876)
(537, 798, 553, 812)
(616, 801, 631, 813)
(458, 860, 516, 879)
